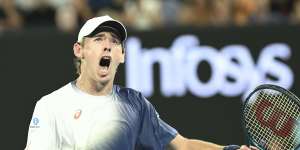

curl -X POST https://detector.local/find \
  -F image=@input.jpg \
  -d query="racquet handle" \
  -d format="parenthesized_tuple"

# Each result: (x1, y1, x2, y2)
(223, 145, 240, 150)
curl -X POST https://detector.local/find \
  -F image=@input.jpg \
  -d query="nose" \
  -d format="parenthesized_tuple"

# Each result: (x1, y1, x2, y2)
(103, 39, 112, 52)
(104, 47, 111, 52)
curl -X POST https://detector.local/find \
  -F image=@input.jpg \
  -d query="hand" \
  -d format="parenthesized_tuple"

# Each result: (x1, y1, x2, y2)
(239, 145, 259, 150)
(223, 145, 259, 150)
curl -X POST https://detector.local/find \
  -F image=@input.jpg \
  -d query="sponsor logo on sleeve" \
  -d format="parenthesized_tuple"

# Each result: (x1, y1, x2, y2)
(30, 117, 40, 128)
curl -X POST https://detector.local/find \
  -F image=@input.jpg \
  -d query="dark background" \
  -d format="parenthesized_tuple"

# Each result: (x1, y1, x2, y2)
(1, 25, 300, 149)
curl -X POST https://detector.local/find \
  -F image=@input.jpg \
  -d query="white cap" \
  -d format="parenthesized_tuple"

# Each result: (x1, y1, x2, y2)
(77, 15, 127, 43)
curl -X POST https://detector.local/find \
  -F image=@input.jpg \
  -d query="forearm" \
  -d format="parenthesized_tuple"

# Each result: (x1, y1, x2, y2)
(184, 139, 224, 150)
(168, 134, 225, 150)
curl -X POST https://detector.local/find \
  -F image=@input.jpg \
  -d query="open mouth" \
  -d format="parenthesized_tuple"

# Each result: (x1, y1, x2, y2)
(99, 56, 111, 69)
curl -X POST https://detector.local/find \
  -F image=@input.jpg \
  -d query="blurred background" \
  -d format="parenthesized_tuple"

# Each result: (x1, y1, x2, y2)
(1, 0, 300, 149)
(1, 0, 300, 31)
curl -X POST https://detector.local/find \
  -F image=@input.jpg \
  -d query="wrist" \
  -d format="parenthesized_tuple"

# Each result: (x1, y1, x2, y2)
(223, 145, 240, 150)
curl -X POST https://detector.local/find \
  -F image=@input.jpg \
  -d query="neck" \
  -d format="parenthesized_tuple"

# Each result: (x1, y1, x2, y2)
(75, 76, 113, 96)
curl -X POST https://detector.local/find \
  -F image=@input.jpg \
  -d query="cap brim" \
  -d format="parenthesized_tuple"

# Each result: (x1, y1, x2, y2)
(87, 26, 122, 41)
(88, 20, 126, 42)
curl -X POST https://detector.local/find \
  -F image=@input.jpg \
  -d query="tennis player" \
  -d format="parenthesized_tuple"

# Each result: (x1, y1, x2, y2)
(25, 15, 257, 150)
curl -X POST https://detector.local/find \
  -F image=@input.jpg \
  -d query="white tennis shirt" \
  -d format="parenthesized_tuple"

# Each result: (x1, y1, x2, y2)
(25, 82, 177, 150)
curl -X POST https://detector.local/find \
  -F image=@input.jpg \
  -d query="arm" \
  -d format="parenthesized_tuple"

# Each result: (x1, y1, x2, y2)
(168, 134, 256, 150)
(25, 99, 59, 150)
(167, 134, 224, 150)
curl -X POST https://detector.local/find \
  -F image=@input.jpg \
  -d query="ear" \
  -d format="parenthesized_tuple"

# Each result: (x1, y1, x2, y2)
(73, 42, 83, 58)
(120, 48, 125, 63)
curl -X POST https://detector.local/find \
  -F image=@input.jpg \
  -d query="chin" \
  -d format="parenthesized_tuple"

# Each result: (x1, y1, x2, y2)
(100, 79, 110, 85)
(97, 75, 111, 85)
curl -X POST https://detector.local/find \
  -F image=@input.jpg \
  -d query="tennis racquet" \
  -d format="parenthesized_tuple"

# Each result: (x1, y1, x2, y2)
(242, 84, 300, 150)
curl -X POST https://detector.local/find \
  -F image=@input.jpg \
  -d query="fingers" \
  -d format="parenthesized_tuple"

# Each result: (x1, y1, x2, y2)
(239, 145, 249, 150)
(239, 145, 259, 150)
(250, 146, 259, 150)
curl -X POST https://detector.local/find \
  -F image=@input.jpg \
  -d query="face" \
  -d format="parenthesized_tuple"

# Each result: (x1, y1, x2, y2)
(73, 32, 125, 86)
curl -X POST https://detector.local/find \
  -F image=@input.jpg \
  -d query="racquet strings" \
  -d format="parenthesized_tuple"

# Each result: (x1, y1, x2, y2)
(244, 89, 300, 150)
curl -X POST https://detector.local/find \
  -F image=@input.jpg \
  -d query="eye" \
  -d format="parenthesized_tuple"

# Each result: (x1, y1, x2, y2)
(94, 37, 104, 42)
(112, 38, 121, 45)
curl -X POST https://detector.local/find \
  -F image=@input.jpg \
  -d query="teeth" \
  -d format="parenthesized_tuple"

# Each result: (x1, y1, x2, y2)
(100, 66, 108, 69)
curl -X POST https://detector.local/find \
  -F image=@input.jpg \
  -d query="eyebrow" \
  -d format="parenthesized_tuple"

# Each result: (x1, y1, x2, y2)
(93, 32, 120, 41)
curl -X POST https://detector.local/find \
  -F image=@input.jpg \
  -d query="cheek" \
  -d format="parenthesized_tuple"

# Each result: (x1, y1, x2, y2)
(111, 48, 123, 61)
(114, 53, 124, 64)
(84, 51, 99, 66)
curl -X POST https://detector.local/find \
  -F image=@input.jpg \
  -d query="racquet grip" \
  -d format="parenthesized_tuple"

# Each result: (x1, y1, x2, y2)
(223, 145, 240, 150)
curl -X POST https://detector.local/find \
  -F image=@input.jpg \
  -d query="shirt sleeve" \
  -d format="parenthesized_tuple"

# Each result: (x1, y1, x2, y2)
(136, 95, 178, 150)
(25, 99, 60, 150)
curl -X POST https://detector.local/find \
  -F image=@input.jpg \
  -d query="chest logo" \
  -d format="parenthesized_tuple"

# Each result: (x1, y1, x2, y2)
(74, 109, 82, 119)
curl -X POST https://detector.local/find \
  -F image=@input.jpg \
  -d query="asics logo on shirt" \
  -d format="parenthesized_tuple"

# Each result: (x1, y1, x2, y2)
(74, 109, 82, 119)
